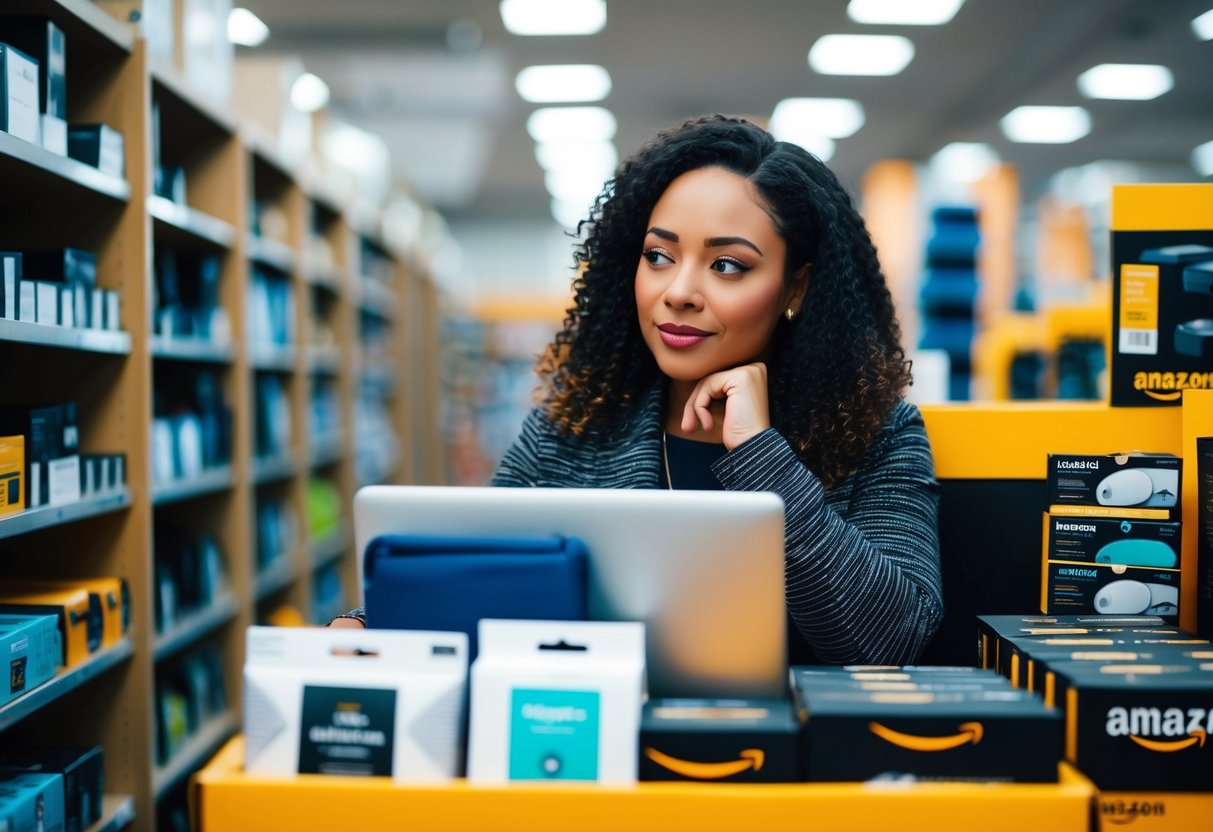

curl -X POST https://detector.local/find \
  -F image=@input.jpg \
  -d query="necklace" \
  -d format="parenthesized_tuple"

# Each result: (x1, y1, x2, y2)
(661, 432, 673, 490)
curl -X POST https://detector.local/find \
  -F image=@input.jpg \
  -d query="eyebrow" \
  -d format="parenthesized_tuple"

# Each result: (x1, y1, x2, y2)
(646, 227, 764, 257)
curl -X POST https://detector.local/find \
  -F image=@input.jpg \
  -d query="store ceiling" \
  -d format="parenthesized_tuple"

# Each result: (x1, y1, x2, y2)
(243, 0, 1212, 223)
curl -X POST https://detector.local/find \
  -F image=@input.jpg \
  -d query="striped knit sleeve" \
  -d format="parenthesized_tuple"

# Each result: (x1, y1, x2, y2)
(491, 407, 547, 487)
(711, 408, 943, 664)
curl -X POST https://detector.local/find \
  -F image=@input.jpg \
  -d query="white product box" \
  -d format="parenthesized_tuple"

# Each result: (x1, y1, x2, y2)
(47, 455, 80, 506)
(243, 626, 467, 782)
(0, 43, 39, 144)
(34, 281, 57, 326)
(41, 112, 66, 155)
(467, 619, 646, 785)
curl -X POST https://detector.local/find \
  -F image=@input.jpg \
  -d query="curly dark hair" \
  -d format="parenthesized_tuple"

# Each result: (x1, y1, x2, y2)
(538, 115, 912, 487)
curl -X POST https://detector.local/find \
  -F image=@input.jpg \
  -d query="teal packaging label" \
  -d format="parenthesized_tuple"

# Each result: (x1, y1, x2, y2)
(9, 654, 25, 694)
(297, 685, 396, 776)
(509, 688, 600, 780)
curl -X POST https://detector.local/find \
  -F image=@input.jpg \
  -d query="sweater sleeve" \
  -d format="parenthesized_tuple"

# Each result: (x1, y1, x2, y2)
(711, 408, 943, 664)
(490, 407, 547, 487)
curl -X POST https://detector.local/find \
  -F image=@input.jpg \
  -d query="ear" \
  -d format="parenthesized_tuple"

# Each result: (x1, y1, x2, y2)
(783, 262, 811, 315)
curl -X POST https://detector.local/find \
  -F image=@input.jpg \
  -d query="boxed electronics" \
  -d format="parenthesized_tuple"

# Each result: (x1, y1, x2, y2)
(0, 614, 60, 706)
(0, 41, 39, 145)
(0, 403, 80, 509)
(1047, 453, 1181, 514)
(993, 629, 1205, 690)
(976, 614, 1168, 672)
(5, 578, 128, 649)
(638, 698, 801, 782)
(467, 619, 645, 785)
(1041, 513, 1181, 618)
(243, 626, 467, 782)
(1199, 437, 1212, 640)
(792, 666, 1061, 783)
(1050, 661, 1213, 791)
(1029, 642, 1212, 707)
(66, 124, 124, 178)
(0, 435, 23, 515)
(0, 586, 100, 667)
(0, 771, 65, 832)
(1, 252, 18, 320)
(23, 249, 98, 331)
(1109, 183, 1213, 406)
(0, 747, 103, 832)
(2, 18, 67, 157)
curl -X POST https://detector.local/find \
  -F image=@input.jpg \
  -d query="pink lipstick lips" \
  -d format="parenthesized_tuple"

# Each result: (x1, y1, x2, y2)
(657, 323, 712, 348)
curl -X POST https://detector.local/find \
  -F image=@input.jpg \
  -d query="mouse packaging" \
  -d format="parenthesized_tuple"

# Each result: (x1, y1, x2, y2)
(1047, 453, 1181, 518)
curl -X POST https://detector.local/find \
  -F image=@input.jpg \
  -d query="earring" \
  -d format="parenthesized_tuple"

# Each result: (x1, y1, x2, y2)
(785, 308, 795, 321)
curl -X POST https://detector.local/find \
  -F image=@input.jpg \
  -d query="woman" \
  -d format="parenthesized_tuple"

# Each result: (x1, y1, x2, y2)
(336, 115, 943, 665)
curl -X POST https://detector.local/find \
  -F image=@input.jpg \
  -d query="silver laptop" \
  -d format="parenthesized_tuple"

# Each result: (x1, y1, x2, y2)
(354, 485, 787, 699)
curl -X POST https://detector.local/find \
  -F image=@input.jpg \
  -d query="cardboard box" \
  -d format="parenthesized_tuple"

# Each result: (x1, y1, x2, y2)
(1199, 437, 1213, 640)
(638, 698, 801, 782)
(0, 43, 39, 144)
(0, 771, 66, 832)
(1109, 184, 1213, 406)
(793, 668, 1062, 783)
(0, 435, 23, 515)
(1047, 452, 1181, 515)
(467, 619, 645, 785)
(0, 614, 59, 706)
(243, 626, 467, 782)
(0, 586, 100, 667)
(0, 747, 103, 832)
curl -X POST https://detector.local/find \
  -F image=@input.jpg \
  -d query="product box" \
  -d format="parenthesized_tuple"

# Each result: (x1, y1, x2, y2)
(1043, 513, 1182, 569)
(0, 614, 60, 706)
(1047, 452, 1182, 514)
(1053, 661, 1213, 791)
(1097, 790, 1213, 832)
(41, 112, 65, 155)
(1, 252, 19, 319)
(23, 249, 97, 329)
(2, 19, 66, 118)
(0, 586, 101, 667)
(638, 698, 801, 782)
(5, 579, 127, 649)
(0, 747, 103, 832)
(0, 43, 40, 144)
(467, 619, 646, 785)
(0, 435, 23, 515)
(1199, 437, 1213, 641)
(793, 668, 1062, 783)
(66, 124, 124, 178)
(0, 771, 66, 832)
(1110, 184, 1213, 406)
(243, 625, 467, 782)
(1031, 642, 1212, 707)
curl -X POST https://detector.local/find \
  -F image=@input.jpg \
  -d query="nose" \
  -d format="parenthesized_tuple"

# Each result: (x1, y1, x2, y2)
(662, 264, 703, 310)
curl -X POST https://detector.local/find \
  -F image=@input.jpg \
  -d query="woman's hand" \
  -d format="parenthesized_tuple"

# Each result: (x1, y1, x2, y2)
(680, 362, 771, 450)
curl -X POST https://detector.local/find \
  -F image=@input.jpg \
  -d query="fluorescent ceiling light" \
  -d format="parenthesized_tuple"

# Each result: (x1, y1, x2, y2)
(535, 140, 618, 173)
(501, 0, 606, 36)
(551, 197, 588, 228)
(290, 72, 330, 112)
(526, 106, 616, 143)
(1193, 9, 1213, 41)
(929, 142, 999, 183)
(1000, 105, 1091, 144)
(847, 0, 965, 25)
(516, 65, 612, 103)
(544, 167, 610, 203)
(808, 34, 914, 76)
(770, 98, 865, 140)
(1194, 140, 1213, 177)
(228, 7, 269, 46)
(768, 125, 836, 162)
(1077, 63, 1173, 100)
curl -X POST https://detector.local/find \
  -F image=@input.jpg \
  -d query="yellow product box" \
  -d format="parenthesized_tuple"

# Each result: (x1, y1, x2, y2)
(0, 435, 23, 515)
(1098, 790, 1213, 831)
(0, 586, 100, 667)
(3, 578, 128, 648)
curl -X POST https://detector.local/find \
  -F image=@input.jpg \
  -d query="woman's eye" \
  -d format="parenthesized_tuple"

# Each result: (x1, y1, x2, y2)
(712, 257, 749, 276)
(643, 248, 673, 266)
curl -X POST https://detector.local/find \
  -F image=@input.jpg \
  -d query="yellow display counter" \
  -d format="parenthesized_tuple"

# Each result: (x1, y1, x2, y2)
(195, 737, 1097, 832)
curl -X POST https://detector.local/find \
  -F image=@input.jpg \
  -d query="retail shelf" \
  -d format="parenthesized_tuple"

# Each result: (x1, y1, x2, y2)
(247, 234, 298, 274)
(0, 490, 131, 542)
(5, 0, 135, 53)
(254, 556, 297, 601)
(0, 319, 131, 354)
(249, 344, 297, 372)
(150, 62, 237, 136)
(149, 195, 237, 249)
(152, 466, 235, 506)
(252, 454, 296, 485)
(359, 364, 397, 395)
(89, 794, 136, 832)
(0, 637, 133, 732)
(311, 527, 347, 570)
(154, 592, 240, 662)
(309, 433, 344, 468)
(306, 346, 342, 374)
(153, 710, 240, 801)
(357, 280, 398, 320)
(0, 130, 130, 202)
(151, 336, 235, 364)
(303, 262, 342, 292)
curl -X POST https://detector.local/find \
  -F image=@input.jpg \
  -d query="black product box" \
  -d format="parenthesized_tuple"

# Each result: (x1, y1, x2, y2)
(1109, 184, 1213, 406)
(0, 747, 103, 832)
(0, 42, 40, 144)
(0, 252, 19, 320)
(1041, 560, 1180, 620)
(1043, 513, 1182, 569)
(23, 249, 96, 329)
(1052, 662, 1213, 791)
(976, 614, 1169, 671)
(1047, 452, 1182, 515)
(638, 698, 801, 783)
(67, 124, 124, 178)
(2, 19, 66, 118)
(1031, 642, 1212, 708)
(793, 670, 1061, 783)
(1199, 437, 1213, 641)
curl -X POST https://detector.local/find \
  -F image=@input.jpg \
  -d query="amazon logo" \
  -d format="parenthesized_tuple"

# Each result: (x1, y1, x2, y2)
(1106, 706, 1212, 752)
(1134, 371, 1213, 401)
(867, 721, 983, 752)
(642, 747, 764, 779)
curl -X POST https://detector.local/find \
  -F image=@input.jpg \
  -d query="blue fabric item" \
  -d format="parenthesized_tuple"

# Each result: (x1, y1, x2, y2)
(362, 534, 588, 658)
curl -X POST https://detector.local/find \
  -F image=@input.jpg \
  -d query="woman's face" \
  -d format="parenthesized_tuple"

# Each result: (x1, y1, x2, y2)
(635, 166, 801, 384)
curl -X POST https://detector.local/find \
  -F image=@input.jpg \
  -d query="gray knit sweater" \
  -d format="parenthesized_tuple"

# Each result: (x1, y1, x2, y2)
(491, 386, 944, 664)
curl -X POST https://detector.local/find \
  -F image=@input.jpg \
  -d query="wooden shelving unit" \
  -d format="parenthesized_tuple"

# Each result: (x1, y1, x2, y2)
(0, 4, 437, 830)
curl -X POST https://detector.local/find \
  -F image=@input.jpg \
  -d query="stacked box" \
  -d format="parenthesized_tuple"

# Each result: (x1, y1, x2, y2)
(0, 614, 60, 705)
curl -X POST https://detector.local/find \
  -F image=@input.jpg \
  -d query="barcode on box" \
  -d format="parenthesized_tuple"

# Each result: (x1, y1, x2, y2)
(1119, 328, 1157, 355)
